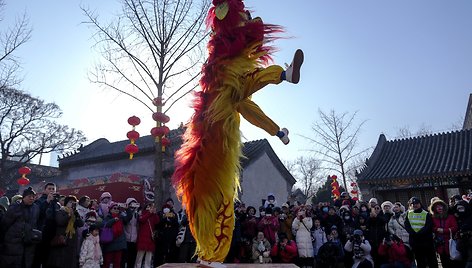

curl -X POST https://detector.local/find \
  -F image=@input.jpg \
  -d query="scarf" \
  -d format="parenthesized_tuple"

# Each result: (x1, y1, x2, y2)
(65, 207, 76, 238)
(111, 212, 124, 238)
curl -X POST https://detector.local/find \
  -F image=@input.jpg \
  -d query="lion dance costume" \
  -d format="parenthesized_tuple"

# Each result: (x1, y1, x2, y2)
(172, 0, 303, 265)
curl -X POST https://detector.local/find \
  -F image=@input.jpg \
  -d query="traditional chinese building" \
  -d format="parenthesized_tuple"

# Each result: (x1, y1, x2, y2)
(356, 94, 472, 205)
(50, 128, 296, 206)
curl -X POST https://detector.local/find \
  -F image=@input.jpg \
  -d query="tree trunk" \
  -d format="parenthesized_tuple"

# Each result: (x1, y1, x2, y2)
(154, 140, 165, 207)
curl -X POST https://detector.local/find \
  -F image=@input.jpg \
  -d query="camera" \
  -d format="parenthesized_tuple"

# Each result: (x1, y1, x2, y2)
(353, 234, 362, 243)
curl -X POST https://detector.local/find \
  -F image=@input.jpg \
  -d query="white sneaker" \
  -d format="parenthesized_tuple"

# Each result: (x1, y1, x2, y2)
(280, 128, 290, 145)
(285, 49, 304, 84)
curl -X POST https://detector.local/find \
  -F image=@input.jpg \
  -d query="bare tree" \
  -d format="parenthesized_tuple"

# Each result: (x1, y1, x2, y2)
(82, 0, 210, 206)
(291, 156, 323, 199)
(302, 109, 368, 191)
(0, 0, 32, 89)
(0, 87, 87, 189)
(394, 123, 433, 139)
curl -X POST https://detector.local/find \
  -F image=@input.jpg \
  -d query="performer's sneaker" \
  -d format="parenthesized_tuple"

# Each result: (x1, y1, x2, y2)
(197, 259, 227, 268)
(280, 128, 290, 145)
(285, 49, 304, 84)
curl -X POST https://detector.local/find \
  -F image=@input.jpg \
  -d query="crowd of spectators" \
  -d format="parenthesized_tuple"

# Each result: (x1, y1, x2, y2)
(1, 183, 472, 268)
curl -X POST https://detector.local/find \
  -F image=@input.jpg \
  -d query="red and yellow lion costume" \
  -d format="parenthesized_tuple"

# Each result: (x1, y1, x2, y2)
(172, 0, 302, 263)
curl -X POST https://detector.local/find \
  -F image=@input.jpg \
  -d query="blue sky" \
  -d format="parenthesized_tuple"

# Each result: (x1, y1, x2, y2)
(5, 1, 472, 168)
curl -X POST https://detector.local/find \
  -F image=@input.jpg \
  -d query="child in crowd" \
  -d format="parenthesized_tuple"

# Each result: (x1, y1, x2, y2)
(79, 225, 103, 268)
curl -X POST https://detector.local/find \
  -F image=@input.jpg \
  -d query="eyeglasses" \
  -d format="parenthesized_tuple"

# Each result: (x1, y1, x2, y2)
(374, 207, 381, 210)
(111, 207, 119, 210)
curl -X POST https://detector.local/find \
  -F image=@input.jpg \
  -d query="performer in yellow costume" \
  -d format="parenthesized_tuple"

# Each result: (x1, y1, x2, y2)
(172, 0, 303, 266)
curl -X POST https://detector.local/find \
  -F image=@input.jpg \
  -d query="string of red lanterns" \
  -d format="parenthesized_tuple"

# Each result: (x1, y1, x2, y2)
(124, 97, 172, 159)
(151, 97, 171, 152)
(125, 116, 141, 159)
(17, 166, 31, 186)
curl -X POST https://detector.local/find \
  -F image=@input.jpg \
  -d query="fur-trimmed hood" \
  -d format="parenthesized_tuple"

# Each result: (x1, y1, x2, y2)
(429, 199, 448, 218)
(381, 201, 394, 214)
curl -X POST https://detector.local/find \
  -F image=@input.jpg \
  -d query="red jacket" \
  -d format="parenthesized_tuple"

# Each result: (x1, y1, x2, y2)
(257, 215, 279, 245)
(378, 241, 411, 267)
(432, 214, 458, 255)
(136, 210, 160, 251)
(271, 240, 298, 263)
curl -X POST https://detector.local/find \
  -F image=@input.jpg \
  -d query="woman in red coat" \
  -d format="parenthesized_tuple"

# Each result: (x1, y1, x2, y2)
(135, 203, 160, 268)
(429, 199, 458, 268)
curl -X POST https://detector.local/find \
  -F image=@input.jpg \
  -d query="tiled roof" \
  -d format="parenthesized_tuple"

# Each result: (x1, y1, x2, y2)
(241, 139, 296, 185)
(356, 129, 472, 183)
(59, 128, 184, 168)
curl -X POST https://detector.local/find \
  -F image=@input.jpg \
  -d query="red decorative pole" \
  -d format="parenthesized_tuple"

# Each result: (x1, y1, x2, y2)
(331, 175, 340, 200)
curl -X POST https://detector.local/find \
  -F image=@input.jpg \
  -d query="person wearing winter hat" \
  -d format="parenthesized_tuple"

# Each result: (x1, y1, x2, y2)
(258, 206, 279, 246)
(48, 195, 84, 268)
(101, 201, 129, 268)
(291, 206, 314, 267)
(429, 199, 458, 268)
(77, 195, 91, 221)
(123, 197, 140, 268)
(0, 186, 40, 268)
(79, 224, 103, 267)
(155, 200, 179, 265)
(368, 198, 378, 209)
(11, 194, 22, 204)
(344, 229, 374, 268)
(405, 197, 438, 268)
(263, 193, 278, 208)
(0, 196, 9, 211)
(135, 202, 159, 268)
(0, 196, 9, 223)
(387, 202, 410, 248)
(98, 192, 112, 219)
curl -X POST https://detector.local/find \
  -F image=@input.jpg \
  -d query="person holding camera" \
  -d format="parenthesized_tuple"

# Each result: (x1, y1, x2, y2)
(251, 231, 272, 264)
(32, 182, 59, 268)
(292, 206, 314, 268)
(123, 198, 140, 268)
(377, 234, 411, 268)
(135, 202, 159, 268)
(47, 195, 84, 268)
(344, 229, 373, 268)
(271, 232, 298, 263)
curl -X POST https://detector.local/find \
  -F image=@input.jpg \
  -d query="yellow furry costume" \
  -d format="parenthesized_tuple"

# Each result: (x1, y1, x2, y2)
(172, 0, 302, 263)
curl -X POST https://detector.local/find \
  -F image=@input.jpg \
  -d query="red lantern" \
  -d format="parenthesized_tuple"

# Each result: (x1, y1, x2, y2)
(127, 116, 141, 126)
(161, 137, 171, 147)
(127, 130, 140, 141)
(125, 144, 139, 160)
(150, 126, 170, 137)
(153, 97, 164, 106)
(18, 166, 31, 175)
(152, 112, 170, 123)
(17, 166, 31, 186)
(17, 177, 30, 186)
